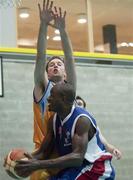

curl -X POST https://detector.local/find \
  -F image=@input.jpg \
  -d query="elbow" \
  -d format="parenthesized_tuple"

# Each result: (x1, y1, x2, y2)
(73, 153, 84, 167)
(75, 160, 83, 167)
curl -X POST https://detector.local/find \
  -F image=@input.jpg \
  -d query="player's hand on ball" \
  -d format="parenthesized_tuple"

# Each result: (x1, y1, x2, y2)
(15, 158, 40, 177)
(4, 148, 30, 179)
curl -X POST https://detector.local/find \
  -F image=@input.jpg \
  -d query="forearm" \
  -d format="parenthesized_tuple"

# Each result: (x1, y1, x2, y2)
(33, 130, 55, 161)
(60, 28, 73, 59)
(37, 21, 48, 59)
(34, 21, 48, 86)
(60, 28, 76, 90)
(99, 131, 114, 153)
(104, 143, 115, 153)
(37, 152, 83, 170)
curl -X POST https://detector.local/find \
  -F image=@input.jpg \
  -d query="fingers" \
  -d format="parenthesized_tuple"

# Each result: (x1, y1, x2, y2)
(49, 1, 53, 9)
(43, 0, 46, 10)
(38, 3, 41, 17)
(53, 6, 58, 18)
(59, 7, 66, 18)
(63, 10, 66, 19)
(59, 7, 62, 17)
(43, 0, 53, 10)
(24, 152, 32, 159)
(53, 6, 66, 18)
(113, 149, 122, 160)
(16, 159, 29, 164)
(46, 0, 49, 9)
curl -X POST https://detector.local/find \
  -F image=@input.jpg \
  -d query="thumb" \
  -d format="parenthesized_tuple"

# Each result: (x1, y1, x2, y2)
(24, 152, 33, 159)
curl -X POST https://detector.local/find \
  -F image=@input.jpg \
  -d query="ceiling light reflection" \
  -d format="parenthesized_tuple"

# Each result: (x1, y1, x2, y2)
(53, 36, 61, 41)
(19, 8, 29, 18)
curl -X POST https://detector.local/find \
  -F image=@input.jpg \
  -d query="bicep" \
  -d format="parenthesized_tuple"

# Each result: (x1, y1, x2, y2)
(72, 117, 95, 157)
(34, 71, 49, 102)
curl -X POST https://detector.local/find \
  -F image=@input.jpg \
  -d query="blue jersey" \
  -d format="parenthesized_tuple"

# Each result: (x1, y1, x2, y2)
(53, 106, 112, 162)
(34, 81, 53, 120)
(51, 106, 115, 180)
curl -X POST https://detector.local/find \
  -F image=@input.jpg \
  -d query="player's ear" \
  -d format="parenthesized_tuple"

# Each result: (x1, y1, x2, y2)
(63, 72, 67, 81)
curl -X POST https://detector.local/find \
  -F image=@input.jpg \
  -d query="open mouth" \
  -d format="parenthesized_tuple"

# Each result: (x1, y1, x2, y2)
(53, 69, 58, 73)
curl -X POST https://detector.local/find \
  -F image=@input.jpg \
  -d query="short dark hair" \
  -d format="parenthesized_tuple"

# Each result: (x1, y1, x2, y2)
(53, 83, 75, 104)
(76, 95, 86, 108)
(46, 56, 64, 72)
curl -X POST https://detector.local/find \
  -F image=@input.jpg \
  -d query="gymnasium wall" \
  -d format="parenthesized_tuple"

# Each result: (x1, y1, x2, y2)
(76, 63, 133, 180)
(0, 56, 133, 180)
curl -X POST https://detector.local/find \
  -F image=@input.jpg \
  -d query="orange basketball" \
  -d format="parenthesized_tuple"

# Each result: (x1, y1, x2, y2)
(4, 148, 28, 179)
(9, 148, 26, 161)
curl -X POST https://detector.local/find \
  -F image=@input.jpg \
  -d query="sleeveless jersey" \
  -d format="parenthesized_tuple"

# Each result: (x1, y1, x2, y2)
(53, 106, 112, 163)
(33, 81, 54, 148)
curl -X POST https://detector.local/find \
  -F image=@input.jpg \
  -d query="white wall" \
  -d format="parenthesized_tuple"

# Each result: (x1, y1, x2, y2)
(0, 60, 133, 180)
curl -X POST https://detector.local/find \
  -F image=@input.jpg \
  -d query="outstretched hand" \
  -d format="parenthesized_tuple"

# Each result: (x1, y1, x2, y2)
(49, 6, 66, 30)
(38, 0, 54, 24)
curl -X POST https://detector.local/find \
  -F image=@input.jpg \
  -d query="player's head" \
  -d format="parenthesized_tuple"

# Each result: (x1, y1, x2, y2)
(46, 56, 66, 83)
(76, 95, 86, 108)
(48, 83, 75, 112)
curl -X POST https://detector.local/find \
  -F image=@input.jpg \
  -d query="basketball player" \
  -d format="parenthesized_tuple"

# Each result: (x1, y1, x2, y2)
(15, 83, 115, 179)
(31, 0, 76, 179)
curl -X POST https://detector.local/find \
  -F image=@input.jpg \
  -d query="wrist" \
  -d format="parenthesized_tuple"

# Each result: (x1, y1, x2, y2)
(59, 27, 66, 33)
(40, 21, 48, 27)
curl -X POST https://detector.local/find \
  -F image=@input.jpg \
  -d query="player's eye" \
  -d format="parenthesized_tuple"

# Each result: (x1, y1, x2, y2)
(57, 62, 62, 66)
(49, 63, 54, 67)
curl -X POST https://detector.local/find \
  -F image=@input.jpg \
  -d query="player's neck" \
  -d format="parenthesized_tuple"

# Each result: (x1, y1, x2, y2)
(50, 76, 64, 83)
(58, 106, 72, 121)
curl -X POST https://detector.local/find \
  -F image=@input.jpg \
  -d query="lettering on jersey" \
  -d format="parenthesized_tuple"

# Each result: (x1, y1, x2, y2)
(64, 131, 71, 146)
(58, 126, 62, 139)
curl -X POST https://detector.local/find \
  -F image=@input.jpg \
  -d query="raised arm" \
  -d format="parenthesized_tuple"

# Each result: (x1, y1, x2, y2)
(50, 7, 76, 91)
(34, 0, 54, 101)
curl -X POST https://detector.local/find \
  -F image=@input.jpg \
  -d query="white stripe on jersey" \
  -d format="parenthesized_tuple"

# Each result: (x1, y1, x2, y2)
(75, 164, 93, 180)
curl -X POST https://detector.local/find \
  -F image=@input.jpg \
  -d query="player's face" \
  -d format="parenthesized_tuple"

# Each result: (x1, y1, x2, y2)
(47, 58, 66, 82)
(47, 87, 63, 112)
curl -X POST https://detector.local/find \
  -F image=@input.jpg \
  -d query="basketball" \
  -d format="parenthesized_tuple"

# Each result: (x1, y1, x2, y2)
(4, 148, 28, 179)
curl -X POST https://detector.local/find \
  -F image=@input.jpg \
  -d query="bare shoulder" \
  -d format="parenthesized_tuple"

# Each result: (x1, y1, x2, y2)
(34, 78, 48, 102)
(75, 116, 96, 140)
(34, 85, 44, 102)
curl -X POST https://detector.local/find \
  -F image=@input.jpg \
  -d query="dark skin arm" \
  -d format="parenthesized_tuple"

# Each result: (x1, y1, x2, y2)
(15, 116, 95, 176)
(31, 116, 55, 160)
(14, 116, 54, 177)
